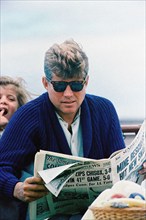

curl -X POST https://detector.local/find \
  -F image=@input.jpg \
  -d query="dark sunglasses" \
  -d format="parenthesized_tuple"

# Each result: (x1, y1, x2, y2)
(46, 77, 86, 92)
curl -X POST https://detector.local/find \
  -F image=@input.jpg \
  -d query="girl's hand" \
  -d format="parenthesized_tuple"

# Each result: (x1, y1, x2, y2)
(0, 109, 9, 130)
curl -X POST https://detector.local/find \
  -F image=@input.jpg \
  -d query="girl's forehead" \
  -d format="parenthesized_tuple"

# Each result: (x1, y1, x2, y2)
(0, 85, 17, 95)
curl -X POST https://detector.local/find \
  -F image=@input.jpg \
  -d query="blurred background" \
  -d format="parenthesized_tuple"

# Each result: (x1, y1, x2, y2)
(1, 0, 145, 124)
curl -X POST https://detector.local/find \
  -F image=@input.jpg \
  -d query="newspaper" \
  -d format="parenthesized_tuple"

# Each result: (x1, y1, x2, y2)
(29, 120, 146, 220)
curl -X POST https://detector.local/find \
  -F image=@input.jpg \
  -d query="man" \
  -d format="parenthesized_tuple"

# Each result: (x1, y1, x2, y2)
(0, 39, 130, 219)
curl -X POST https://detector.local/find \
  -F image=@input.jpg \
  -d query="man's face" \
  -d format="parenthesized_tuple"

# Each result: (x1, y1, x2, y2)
(42, 75, 89, 120)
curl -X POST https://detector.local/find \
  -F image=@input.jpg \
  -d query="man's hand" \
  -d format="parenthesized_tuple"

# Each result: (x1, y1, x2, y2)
(138, 161, 146, 180)
(13, 176, 48, 202)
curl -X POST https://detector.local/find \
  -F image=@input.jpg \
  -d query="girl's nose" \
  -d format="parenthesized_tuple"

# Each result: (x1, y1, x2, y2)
(0, 96, 7, 104)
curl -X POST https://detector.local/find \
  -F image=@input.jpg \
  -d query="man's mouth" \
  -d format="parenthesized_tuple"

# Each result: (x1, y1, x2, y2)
(62, 100, 75, 104)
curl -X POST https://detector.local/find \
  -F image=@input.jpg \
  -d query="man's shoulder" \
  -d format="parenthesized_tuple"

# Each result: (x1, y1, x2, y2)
(85, 94, 113, 106)
(26, 93, 46, 106)
(17, 93, 48, 114)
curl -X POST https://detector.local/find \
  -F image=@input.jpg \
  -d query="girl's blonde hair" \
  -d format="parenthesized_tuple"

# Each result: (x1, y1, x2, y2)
(0, 76, 31, 107)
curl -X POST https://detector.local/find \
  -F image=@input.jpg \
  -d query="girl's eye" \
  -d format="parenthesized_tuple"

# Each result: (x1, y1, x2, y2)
(8, 96, 16, 101)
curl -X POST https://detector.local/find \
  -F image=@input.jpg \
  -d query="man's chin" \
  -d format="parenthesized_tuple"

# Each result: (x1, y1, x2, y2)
(61, 108, 77, 115)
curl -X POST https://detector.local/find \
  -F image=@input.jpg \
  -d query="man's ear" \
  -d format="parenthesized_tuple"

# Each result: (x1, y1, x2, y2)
(85, 75, 89, 86)
(42, 76, 49, 90)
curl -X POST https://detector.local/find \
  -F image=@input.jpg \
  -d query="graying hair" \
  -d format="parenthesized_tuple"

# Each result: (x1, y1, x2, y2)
(44, 39, 89, 80)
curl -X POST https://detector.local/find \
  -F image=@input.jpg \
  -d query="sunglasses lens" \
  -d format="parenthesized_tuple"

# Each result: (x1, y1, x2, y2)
(51, 81, 85, 92)
(53, 82, 66, 92)
(71, 82, 84, 91)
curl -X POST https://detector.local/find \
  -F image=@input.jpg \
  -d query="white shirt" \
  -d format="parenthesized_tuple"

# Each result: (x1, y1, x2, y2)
(0, 130, 4, 138)
(56, 109, 83, 157)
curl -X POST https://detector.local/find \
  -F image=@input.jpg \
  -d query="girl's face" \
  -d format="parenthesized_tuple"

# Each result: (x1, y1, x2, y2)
(0, 85, 19, 128)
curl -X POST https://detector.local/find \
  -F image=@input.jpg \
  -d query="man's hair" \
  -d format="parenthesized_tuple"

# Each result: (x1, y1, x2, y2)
(0, 76, 31, 107)
(44, 39, 89, 80)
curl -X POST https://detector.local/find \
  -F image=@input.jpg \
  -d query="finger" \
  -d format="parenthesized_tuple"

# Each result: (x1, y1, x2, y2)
(143, 162, 146, 168)
(23, 182, 47, 192)
(23, 183, 49, 202)
(14, 181, 48, 203)
(23, 190, 48, 202)
(25, 176, 44, 184)
(0, 109, 5, 116)
(139, 169, 146, 175)
(23, 178, 45, 193)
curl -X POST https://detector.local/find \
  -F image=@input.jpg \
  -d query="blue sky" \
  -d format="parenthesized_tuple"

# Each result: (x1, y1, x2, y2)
(1, 0, 145, 120)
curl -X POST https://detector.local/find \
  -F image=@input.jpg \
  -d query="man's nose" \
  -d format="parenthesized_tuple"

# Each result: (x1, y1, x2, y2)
(63, 85, 73, 96)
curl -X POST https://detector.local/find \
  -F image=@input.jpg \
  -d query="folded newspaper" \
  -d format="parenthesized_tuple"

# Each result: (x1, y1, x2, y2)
(29, 120, 146, 220)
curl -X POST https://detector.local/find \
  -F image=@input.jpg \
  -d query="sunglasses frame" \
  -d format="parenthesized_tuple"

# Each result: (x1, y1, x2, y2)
(46, 77, 87, 92)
